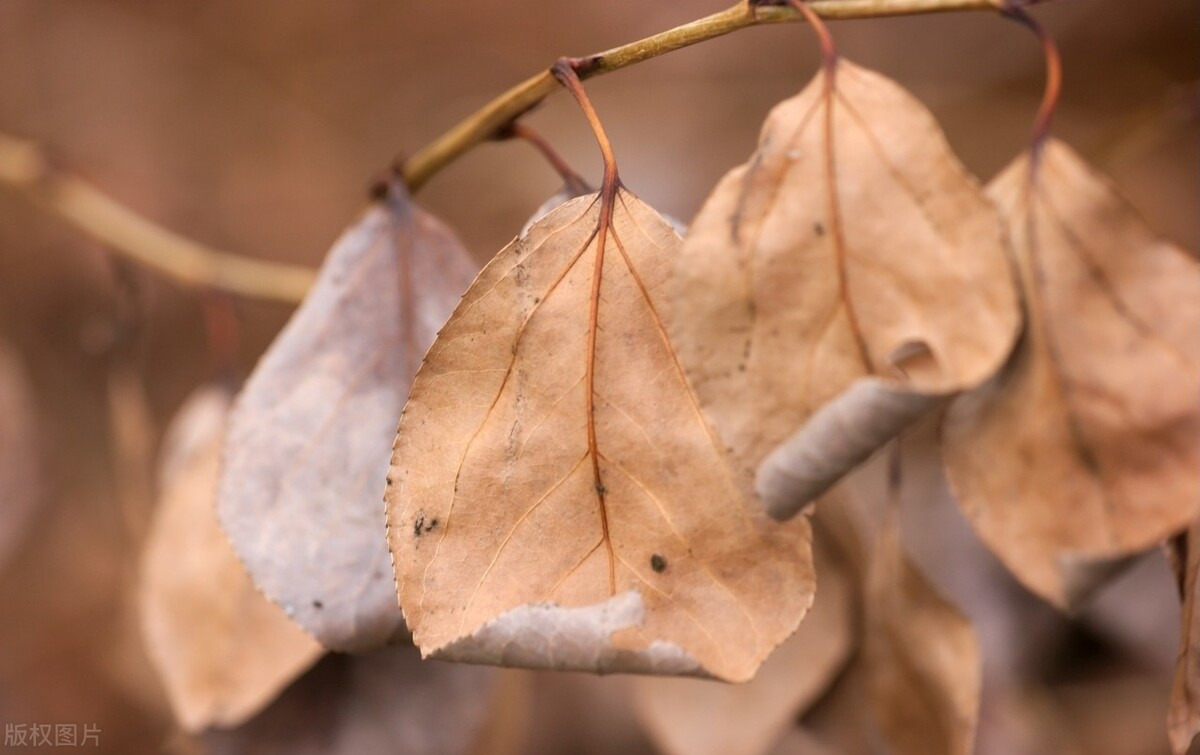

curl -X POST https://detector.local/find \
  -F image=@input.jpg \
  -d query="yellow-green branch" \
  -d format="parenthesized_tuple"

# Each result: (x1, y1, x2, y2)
(0, 132, 316, 304)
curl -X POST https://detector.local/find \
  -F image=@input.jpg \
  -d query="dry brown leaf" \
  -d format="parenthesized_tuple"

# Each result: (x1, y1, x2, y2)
(632, 535, 855, 755)
(218, 180, 477, 651)
(387, 189, 815, 682)
(140, 386, 323, 732)
(0, 340, 39, 572)
(668, 59, 1019, 520)
(1170, 522, 1200, 754)
(942, 139, 1200, 609)
(866, 515, 981, 755)
(197, 645, 508, 755)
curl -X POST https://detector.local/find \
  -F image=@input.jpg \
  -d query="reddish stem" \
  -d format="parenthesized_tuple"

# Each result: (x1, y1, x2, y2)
(550, 58, 621, 596)
(501, 122, 592, 197)
(1002, 3, 1062, 157)
(551, 60, 621, 196)
(786, 0, 837, 69)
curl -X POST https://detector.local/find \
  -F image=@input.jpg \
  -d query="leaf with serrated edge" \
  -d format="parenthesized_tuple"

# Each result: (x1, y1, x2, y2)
(218, 182, 477, 651)
(140, 387, 322, 732)
(943, 140, 1200, 609)
(387, 189, 814, 682)
(669, 60, 1019, 517)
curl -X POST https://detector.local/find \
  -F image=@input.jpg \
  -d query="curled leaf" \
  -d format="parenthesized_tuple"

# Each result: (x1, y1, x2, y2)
(669, 59, 1019, 516)
(942, 140, 1200, 608)
(140, 387, 323, 732)
(758, 379, 946, 520)
(218, 181, 477, 651)
(387, 189, 814, 682)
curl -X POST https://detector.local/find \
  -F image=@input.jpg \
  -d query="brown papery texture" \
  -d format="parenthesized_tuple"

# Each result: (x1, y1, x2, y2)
(668, 59, 1019, 516)
(140, 387, 322, 733)
(942, 139, 1200, 609)
(867, 517, 981, 755)
(217, 181, 478, 651)
(1170, 523, 1200, 755)
(0, 340, 39, 573)
(387, 190, 815, 682)
(631, 534, 855, 755)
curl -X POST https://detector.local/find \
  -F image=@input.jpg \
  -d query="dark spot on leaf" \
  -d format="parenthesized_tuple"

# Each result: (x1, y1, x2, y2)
(650, 554, 667, 573)
(414, 513, 438, 537)
(595, 482, 606, 496)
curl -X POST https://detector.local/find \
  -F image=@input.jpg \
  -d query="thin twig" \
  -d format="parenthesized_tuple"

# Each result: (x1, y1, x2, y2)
(0, 131, 316, 304)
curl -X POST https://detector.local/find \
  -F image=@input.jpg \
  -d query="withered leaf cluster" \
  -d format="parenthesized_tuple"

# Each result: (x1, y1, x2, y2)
(132, 47, 1195, 755)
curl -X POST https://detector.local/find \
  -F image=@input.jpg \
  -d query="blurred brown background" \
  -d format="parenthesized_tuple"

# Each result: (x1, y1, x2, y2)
(0, 1, 1195, 753)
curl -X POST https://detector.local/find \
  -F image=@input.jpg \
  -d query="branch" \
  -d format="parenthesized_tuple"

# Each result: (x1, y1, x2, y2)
(399, 0, 1014, 190)
(0, 131, 316, 304)
(0, 0, 1039, 302)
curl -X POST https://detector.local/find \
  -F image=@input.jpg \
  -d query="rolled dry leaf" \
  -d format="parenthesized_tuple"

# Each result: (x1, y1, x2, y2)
(943, 140, 1200, 609)
(758, 378, 947, 521)
(140, 387, 323, 732)
(669, 59, 1019, 520)
(218, 179, 477, 651)
(387, 189, 815, 682)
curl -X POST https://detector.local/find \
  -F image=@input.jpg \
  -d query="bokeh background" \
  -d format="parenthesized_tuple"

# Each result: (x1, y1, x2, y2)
(0, 1, 1196, 753)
